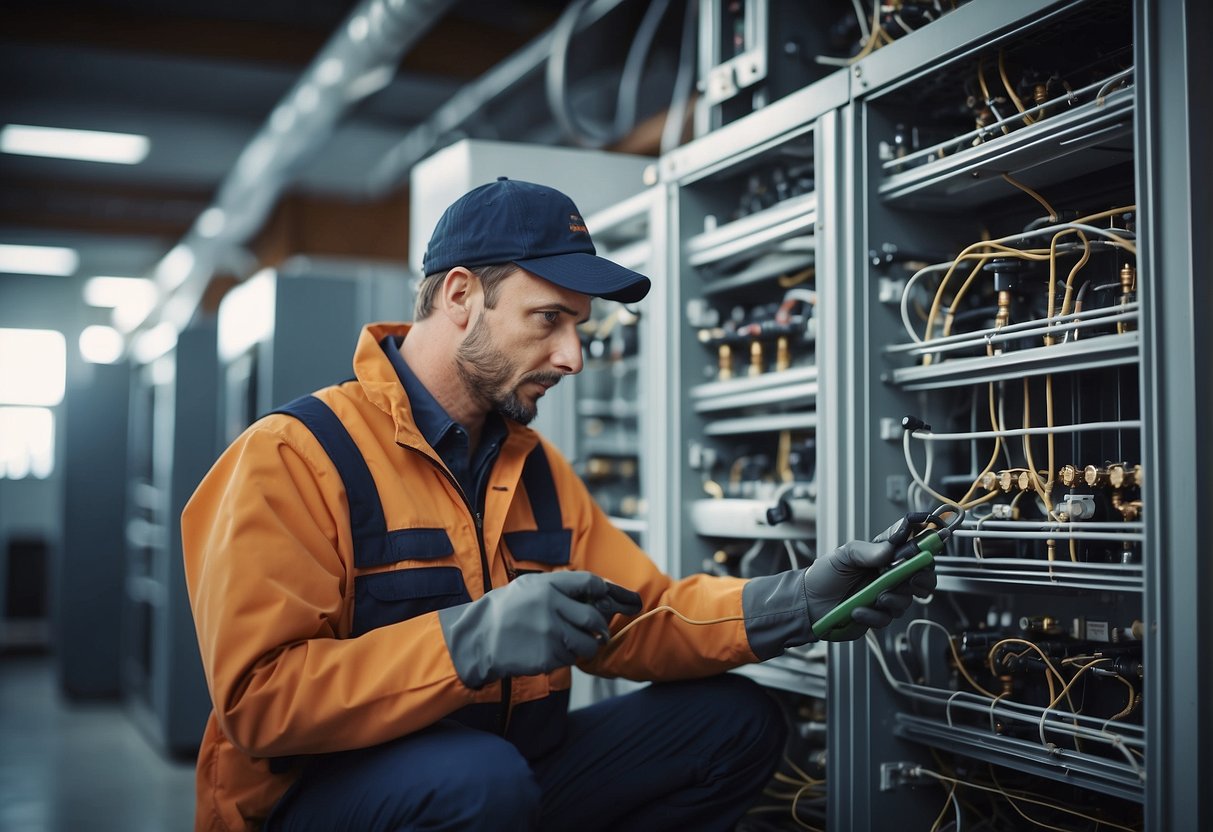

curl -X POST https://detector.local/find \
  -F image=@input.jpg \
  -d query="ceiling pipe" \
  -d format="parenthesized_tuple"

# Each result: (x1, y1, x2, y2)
(361, 0, 632, 199)
(143, 0, 459, 336)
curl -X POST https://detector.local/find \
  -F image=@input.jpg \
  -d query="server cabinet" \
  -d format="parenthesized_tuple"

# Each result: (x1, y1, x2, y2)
(216, 257, 411, 442)
(663, 69, 848, 698)
(826, 1, 1209, 829)
(560, 188, 670, 562)
(58, 360, 131, 698)
(659, 67, 850, 828)
(124, 320, 218, 756)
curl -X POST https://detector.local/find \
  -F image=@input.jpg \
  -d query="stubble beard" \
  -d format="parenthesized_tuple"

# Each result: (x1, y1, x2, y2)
(455, 312, 562, 425)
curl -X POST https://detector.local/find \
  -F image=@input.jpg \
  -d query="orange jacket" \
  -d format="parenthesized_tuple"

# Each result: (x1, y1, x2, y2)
(183, 323, 757, 831)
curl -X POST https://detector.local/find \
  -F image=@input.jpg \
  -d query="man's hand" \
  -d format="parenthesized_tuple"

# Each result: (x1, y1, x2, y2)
(741, 522, 938, 658)
(438, 571, 641, 688)
(802, 530, 935, 642)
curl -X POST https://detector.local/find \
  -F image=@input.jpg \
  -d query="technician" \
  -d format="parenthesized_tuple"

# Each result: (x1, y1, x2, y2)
(182, 177, 934, 832)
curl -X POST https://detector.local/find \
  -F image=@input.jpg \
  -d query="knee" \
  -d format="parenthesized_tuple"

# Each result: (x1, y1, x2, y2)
(690, 675, 788, 759)
(430, 732, 541, 823)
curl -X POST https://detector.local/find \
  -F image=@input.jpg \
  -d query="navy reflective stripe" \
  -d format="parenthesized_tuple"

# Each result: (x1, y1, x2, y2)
(273, 396, 567, 567)
(521, 443, 562, 531)
(271, 395, 390, 568)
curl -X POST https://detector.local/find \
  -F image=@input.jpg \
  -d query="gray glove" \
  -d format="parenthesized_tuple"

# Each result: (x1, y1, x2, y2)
(742, 521, 937, 658)
(438, 571, 642, 688)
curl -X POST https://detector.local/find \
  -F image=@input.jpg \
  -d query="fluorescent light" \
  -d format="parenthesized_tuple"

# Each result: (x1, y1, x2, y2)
(1, 123, 150, 164)
(0, 329, 67, 406)
(83, 275, 155, 307)
(79, 325, 125, 364)
(0, 243, 79, 276)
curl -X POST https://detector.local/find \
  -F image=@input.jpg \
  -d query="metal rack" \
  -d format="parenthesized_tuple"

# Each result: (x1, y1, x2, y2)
(821, 1, 1209, 829)
(665, 64, 848, 699)
(631, 0, 1209, 827)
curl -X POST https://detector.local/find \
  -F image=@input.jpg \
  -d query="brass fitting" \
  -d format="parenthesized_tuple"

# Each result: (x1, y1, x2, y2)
(1111, 491, 1142, 521)
(1118, 263, 1137, 333)
(979, 471, 1000, 492)
(1083, 465, 1108, 488)
(995, 290, 1012, 330)
(998, 470, 1017, 492)
(1059, 464, 1081, 487)
(718, 344, 733, 380)
(775, 335, 791, 372)
(749, 340, 764, 376)
(1108, 463, 1128, 489)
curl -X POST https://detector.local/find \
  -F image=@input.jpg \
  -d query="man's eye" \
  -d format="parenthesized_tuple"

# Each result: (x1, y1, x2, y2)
(540, 311, 560, 324)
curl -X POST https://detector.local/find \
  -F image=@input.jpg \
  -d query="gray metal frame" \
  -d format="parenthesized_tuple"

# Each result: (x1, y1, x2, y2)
(1137, 1, 1212, 828)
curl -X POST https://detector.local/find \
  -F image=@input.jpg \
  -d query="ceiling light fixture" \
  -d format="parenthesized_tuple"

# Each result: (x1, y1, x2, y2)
(1, 123, 150, 165)
(0, 243, 79, 276)
(79, 325, 125, 365)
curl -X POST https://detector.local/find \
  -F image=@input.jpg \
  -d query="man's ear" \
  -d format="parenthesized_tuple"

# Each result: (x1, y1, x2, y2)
(438, 267, 480, 330)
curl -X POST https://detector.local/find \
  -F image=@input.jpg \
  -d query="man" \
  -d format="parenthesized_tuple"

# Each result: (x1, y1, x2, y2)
(183, 177, 934, 831)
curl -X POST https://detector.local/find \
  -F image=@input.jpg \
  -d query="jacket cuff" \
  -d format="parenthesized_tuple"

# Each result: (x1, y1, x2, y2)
(741, 570, 816, 660)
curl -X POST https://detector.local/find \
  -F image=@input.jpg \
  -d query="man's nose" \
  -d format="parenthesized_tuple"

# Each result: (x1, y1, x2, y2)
(552, 325, 584, 375)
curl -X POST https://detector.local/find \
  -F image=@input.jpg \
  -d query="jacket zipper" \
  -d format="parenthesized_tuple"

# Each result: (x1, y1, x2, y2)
(400, 443, 513, 735)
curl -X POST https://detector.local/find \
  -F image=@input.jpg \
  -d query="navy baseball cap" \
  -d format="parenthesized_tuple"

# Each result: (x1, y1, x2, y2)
(421, 177, 651, 303)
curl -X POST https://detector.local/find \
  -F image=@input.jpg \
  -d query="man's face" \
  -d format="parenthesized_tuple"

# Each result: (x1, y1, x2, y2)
(455, 269, 591, 424)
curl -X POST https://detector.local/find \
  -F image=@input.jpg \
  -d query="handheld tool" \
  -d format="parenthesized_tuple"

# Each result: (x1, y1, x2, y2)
(811, 505, 964, 640)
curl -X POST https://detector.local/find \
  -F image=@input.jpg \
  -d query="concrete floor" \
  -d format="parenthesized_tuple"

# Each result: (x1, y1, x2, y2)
(0, 655, 196, 832)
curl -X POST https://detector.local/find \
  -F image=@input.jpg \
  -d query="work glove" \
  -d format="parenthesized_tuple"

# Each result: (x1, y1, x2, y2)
(741, 518, 937, 659)
(438, 570, 642, 689)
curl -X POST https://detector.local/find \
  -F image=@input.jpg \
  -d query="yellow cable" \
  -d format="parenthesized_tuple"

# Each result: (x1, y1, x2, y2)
(946, 635, 1002, 699)
(929, 781, 958, 832)
(791, 783, 825, 831)
(605, 606, 745, 649)
(998, 50, 1035, 125)
(1002, 172, 1057, 220)
(783, 754, 822, 786)
(914, 768, 1141, 832)
(1056, 230, 1092, 320)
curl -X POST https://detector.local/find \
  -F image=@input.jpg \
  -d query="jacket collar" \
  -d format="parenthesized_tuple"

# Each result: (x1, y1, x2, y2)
(354, 322, 538, 458)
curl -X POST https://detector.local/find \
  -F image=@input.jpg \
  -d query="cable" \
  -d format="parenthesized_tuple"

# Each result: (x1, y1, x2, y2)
(908, 420, 1141, 441)
(910, 767, 1142, 832)
(1000, 173, 1055, 220)
(605, 605, 745, 649)
(660, 0, 698, 154)
(997, 51, 1034, 126)
(613, 0, 673, 137)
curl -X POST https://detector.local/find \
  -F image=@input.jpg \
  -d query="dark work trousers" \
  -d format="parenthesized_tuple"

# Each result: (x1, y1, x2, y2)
(266, 673, 786, 832)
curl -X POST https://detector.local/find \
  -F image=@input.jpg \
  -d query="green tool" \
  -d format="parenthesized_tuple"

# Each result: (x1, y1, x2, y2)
(811, 508, 962, 641)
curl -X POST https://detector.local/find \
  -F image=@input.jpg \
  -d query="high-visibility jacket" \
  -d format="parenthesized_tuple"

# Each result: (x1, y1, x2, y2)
(182, 322, 758, 831)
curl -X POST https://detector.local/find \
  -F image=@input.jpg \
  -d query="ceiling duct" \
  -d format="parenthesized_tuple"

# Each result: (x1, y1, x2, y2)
(146, 0, 459, 333)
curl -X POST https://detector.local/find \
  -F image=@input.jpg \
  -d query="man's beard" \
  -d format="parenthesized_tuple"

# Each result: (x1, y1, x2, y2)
(455, 312, 562, 425)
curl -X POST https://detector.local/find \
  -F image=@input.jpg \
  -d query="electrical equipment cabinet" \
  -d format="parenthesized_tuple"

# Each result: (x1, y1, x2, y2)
(216, 257, 411, 443)
(124, 320, 219, 756)
(663, 69, 849, 725)
(831, 1, 1207, 829)
(657, 0, 1208, 828)
(564, 188, 671, 563)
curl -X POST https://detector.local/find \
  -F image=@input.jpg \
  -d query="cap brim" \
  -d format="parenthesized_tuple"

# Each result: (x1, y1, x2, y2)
(514, 252, 651, 304)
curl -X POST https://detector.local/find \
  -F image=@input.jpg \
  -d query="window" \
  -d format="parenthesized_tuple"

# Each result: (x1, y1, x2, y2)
(0, 328, 66, 479)
(0, 407, 54, 479)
